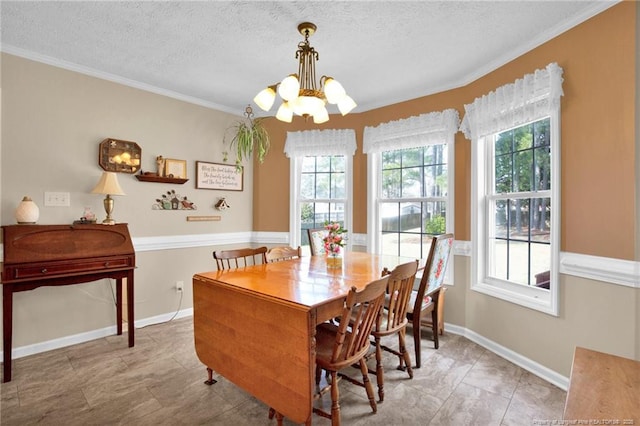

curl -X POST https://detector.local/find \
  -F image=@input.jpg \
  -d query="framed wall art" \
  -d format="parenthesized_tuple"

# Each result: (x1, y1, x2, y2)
(164, 158, 187, 179)
(196, 161, 243, 191)
(98, 138, 142, 174)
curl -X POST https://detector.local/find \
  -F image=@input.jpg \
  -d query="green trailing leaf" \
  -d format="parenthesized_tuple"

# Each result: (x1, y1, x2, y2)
(227, 117, 270, 166)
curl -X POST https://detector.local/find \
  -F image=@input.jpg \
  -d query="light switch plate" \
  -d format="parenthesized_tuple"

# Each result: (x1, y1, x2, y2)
(44, 192, 70, 207)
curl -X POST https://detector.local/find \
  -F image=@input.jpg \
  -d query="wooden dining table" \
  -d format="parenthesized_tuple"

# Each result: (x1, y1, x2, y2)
(192, 251, 438, 425)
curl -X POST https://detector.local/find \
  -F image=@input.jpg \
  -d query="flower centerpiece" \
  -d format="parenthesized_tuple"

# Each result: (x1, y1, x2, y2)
(323, 221, 347, 268)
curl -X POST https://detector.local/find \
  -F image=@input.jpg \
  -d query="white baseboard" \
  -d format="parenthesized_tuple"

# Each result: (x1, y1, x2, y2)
(444, 322, 569, 391)
(1, 307, 194, 360)
(3, 310, 568, 393)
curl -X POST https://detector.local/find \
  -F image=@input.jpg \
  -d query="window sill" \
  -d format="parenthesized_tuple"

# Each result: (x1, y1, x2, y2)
(471, 279, 558, 316)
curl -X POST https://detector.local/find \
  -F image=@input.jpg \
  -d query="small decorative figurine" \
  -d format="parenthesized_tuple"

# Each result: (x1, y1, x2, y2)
(215, 198, 230, 211)
(156, 155, 165, 177)
(82, 207, 96, 222)
(153, 190, 197, 210)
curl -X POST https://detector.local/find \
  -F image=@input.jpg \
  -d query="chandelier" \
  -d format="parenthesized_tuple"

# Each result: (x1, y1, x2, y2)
(253, 22, 356, 124)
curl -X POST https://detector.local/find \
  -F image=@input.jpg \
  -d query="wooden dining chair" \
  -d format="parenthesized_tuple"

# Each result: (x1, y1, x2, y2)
(212, 246, 268, 270)
(266, 246, 302, 262)
(312, 275, 389, 426)
(367, 259, 419, 401)
(307, 228, 328, 256)
(406, 233, 454, 368)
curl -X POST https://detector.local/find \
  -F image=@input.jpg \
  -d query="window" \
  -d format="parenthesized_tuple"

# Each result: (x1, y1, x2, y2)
(462, 62, 563, 315)
(379, 144, 449, 258)
(285, 129, 356, 255)
(489, 119, 551, 286)
(300, 155, 347, 253)
(364, 110, 458, 268)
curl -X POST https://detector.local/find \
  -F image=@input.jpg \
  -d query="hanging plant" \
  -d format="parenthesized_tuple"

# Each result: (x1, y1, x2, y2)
(225, 105, 270, 169)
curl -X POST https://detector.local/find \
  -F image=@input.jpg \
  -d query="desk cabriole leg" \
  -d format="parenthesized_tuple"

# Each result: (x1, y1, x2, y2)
(116, 278, 123, 336)
(3, 284, 13, 382)
(127, 274, 134, 347)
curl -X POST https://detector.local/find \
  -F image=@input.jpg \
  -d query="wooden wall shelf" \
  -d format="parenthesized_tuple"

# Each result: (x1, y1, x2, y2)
(135, 175, 189, 184)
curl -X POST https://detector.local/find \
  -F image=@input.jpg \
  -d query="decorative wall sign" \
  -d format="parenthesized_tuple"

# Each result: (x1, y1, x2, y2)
(186, 216, 221, 222)
(153, 190, 197, 210)
(98, 138, 142, 173)
(196, 161, 243, 191)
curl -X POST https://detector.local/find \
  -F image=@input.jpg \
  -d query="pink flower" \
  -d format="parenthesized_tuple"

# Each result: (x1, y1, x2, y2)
(435, 259, 443, 278)
(322, 221, 348, 255)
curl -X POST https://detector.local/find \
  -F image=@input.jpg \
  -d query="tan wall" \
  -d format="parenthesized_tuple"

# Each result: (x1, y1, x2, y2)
(1, 54, 252, 236)
(1, 54, 253, 347)
(253, 2, 639, 376)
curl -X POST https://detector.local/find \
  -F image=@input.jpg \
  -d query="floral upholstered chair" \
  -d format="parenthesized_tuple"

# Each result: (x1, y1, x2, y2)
(307, 228, 328, 256)
(406, 233, 454, 368)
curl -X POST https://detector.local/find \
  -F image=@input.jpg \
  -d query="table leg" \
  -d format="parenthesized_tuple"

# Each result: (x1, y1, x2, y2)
(204, 367, 217, 385)
(2, 284, 13, 383)
(127, 273, 134, 347)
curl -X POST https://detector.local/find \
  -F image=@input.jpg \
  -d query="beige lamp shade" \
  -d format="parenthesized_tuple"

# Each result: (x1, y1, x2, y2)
(91, 172, 125, 196)
(91, 172, 125, 224)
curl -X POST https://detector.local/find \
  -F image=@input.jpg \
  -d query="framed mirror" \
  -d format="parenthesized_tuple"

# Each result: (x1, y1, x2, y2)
(98, 138, 142, 174)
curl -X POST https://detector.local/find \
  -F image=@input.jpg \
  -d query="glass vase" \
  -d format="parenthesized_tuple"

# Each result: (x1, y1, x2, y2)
(326, 252, 343, 269)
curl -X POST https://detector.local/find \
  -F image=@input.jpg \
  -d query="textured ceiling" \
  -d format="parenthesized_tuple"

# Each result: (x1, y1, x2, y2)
(1, 1, 617, 117)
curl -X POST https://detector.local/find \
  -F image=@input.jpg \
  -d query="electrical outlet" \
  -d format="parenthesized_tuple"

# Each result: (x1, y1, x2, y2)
(176, 281, 184, 292)
(44, 192, 70, 207)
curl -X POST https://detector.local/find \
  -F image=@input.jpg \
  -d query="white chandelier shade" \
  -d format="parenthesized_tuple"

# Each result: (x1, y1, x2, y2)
(276, 101, 294, 123)
(253, 22, 356, 123)
(253, 85, 277, 111)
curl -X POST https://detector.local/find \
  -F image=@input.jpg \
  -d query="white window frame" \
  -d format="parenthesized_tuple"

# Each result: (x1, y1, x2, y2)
(285, 129, 356, 250)
(462, 62, 563, 316)
(364, 109, 459, 285)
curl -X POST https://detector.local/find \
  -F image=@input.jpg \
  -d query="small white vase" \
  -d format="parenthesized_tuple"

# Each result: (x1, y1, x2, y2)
(15, 196, 40, 224)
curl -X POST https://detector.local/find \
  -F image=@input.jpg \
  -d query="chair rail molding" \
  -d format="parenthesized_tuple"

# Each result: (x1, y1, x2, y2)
(559, 252, 639, 289)
(2, 236, 637, 288)
(132, 232, 252, 252)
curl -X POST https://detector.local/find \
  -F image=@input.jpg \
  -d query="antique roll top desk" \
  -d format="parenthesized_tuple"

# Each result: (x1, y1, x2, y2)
(1, 224, 136, 382)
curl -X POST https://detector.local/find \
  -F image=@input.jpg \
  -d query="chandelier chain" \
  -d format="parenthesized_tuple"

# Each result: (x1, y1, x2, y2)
(297, 40, 319, 93)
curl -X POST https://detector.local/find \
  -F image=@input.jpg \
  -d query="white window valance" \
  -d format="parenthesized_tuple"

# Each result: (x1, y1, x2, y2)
(460, 62, 564, 140)
(284, 129, 357, 157)
(363, 109, 460, 154)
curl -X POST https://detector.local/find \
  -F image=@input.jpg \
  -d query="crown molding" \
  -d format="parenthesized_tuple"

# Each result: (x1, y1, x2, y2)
(1, 45, 242, 115)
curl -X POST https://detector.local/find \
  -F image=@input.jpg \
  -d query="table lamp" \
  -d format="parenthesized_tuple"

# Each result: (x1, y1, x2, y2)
(91, 172, 125, 224)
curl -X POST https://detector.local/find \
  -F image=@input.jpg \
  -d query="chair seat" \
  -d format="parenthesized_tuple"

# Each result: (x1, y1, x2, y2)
(406, 291, 432, 315)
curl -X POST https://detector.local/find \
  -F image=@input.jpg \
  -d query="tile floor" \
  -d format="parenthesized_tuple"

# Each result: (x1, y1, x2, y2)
(0, 317, 566, 425)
